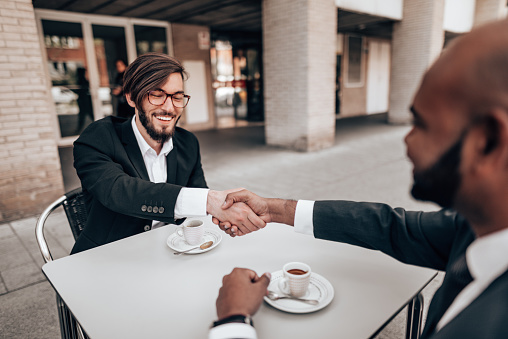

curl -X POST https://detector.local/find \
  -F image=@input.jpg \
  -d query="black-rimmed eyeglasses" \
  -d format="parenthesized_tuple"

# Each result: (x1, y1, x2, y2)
(147, 89, 190, 108)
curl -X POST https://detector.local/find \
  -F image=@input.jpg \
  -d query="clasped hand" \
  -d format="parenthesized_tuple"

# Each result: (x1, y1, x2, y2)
(208, 189, 269, 237)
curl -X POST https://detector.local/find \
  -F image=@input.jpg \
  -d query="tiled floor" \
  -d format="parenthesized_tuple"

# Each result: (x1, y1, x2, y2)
(0, 114, 443, 338)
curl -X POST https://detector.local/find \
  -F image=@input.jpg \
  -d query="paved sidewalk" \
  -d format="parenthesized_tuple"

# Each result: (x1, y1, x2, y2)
(0, 114, 443, 338)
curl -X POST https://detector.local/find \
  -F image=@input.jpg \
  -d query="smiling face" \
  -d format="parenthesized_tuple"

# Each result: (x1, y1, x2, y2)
(127, 72, 184, 149)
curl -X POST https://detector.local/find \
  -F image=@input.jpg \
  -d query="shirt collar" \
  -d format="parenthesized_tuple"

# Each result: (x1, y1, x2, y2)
(131, 116, 173, 156)
(466, 227, 508, 282)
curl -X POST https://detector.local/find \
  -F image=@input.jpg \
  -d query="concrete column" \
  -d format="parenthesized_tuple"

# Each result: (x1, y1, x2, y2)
(388, 0, 445, 124)
(0, 0, 64, 222)
(262, 0, 337, 151)
(474, 0, 506, 27)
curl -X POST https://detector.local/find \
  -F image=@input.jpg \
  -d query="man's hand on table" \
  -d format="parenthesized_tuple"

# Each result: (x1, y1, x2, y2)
(216, 268, 271, 320)
(207, 189, 266, 236)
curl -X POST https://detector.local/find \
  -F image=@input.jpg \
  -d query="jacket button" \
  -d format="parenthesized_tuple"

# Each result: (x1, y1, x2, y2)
(147, 206, 152, 212)
(153, 206, 158, 213)
(159, 207, 164, 213)
(141, 205, 147, 212)
(144, 225, 150, 231)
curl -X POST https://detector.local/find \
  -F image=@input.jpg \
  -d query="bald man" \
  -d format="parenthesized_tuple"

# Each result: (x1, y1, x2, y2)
(210, 19, 508, 339)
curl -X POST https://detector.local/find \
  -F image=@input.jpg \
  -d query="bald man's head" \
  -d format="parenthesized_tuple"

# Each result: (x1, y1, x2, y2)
(422, 19, 508, 121)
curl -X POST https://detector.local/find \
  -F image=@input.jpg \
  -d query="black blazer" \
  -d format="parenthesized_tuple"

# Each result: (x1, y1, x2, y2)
(313, 201, 508, 339)
(71, 116, 207, 254)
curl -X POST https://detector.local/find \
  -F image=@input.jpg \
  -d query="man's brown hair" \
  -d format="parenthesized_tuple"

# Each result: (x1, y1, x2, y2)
(123, 53, 188, 109)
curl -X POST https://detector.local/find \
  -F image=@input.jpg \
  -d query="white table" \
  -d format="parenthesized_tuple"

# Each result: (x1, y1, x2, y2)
(43, 217, 437, 339)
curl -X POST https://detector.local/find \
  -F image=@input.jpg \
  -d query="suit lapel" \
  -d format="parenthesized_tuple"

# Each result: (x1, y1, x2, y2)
(121, 119, 150, 180)
(166, 142, 177, 184)
(420, 226, 476, 338)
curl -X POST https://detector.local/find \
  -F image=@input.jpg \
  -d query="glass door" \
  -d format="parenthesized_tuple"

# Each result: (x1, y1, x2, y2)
(41, 19, 93, 137)
(133, 25, 168, 55)
(91, 24, 130, 118)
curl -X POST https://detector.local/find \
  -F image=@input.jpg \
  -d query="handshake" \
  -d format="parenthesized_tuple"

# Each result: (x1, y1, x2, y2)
(206, 189, 293, 237)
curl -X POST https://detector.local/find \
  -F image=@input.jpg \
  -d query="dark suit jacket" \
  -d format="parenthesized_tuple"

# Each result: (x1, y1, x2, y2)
(71, 116, 207, 254)
(313, 201, 508, 339)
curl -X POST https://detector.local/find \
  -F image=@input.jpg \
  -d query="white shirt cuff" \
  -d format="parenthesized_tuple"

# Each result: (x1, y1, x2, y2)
(208, 323, 257, 339)
(294, 200, 315, 236)
(174, 188, 209, 218)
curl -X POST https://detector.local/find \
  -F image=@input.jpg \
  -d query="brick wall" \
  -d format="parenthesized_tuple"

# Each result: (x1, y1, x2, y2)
(388, 0, 445, 124)
(263, 0, 336, 151)
(474, 0, 506, 27)
(0, 0, 64, 222)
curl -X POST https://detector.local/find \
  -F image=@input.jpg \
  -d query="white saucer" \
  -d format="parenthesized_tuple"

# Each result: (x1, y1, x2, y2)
(264, 270, 334, 313)
(166, 228, 222, 254)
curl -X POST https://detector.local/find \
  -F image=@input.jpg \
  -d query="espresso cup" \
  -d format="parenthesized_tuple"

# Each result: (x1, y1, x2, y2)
(176, 219, 204, 245)
(278, 262, 311, 297)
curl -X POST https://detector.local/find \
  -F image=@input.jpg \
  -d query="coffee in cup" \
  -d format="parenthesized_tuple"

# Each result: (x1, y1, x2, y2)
(279, 262, 311, 297)
(176, 219, 204, 245)
(287, 269, 308, 275)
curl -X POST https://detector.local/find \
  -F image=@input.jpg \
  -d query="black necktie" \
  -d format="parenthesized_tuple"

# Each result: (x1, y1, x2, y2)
(420, 254, 474, 338)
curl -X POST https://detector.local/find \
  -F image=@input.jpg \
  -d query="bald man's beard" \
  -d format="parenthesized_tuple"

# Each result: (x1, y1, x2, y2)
(411, 136, 463, 209)
(138, 107, 180, 144)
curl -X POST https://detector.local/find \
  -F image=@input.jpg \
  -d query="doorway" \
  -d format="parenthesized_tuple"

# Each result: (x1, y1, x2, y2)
(211, 38, 264, 128)
(366, 39, 391, 114)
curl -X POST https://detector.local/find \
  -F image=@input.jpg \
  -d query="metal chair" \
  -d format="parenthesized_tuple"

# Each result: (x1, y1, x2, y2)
(35, 187, 88, 339)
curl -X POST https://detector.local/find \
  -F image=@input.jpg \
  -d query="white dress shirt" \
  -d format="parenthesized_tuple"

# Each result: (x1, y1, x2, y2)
(208, 323, 257, 339)
(131, 117, 209, 227)
(436, 227, 508, 331)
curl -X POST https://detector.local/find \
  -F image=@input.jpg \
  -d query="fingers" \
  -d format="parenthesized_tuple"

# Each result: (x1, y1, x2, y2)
(217, 222, 239, 238)
(223, 187, 245, 194)
(220, 202, 265, 235)
(232, 268, 269, 288)
(216, 221, 238, 237)
(216, 267, 268, 319)
(251, 271, 271, 299)
(258, 273, 271, 295)
(247, 212, 266, 230)
(253, 272, 272, 287)
(214, 195, 267, 237)
(244, 268, 258, 282)
(217, 221, 231, 231)
(221, 190, 250, 210)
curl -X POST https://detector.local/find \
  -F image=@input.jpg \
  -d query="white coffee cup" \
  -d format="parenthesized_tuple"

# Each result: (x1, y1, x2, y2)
(278, 262, 311, 297)
(176, 219, 204, 245)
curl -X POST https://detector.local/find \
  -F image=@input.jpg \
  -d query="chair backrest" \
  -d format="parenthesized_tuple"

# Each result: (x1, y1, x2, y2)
(35, 187, 90, 339)
(35, 187, 88, 263)
(62, 187, 87, 241)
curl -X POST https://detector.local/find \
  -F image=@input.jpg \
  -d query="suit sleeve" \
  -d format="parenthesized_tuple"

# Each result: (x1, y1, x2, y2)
(73, 121, 183, 223)
(313, 200, 464, 270)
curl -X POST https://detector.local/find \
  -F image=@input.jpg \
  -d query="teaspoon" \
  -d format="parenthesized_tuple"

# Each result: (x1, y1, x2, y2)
(174, 240, 213, 255)
(267, 291, 319, 305)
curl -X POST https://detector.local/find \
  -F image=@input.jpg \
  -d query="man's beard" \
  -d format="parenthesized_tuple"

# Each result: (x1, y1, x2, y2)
(411, 136, 464, 209)
(138, 107, 179, 144)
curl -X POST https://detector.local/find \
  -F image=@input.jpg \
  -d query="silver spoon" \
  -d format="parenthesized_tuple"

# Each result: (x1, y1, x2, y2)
(267, 291, 319, 305)
(174, 240, 213, 255)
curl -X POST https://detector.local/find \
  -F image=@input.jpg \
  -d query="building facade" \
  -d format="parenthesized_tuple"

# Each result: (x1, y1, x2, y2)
(0, 0, 506, 221)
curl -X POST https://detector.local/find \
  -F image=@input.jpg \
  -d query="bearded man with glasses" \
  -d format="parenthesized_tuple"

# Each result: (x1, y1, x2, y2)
(71, 53, 264, 254)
